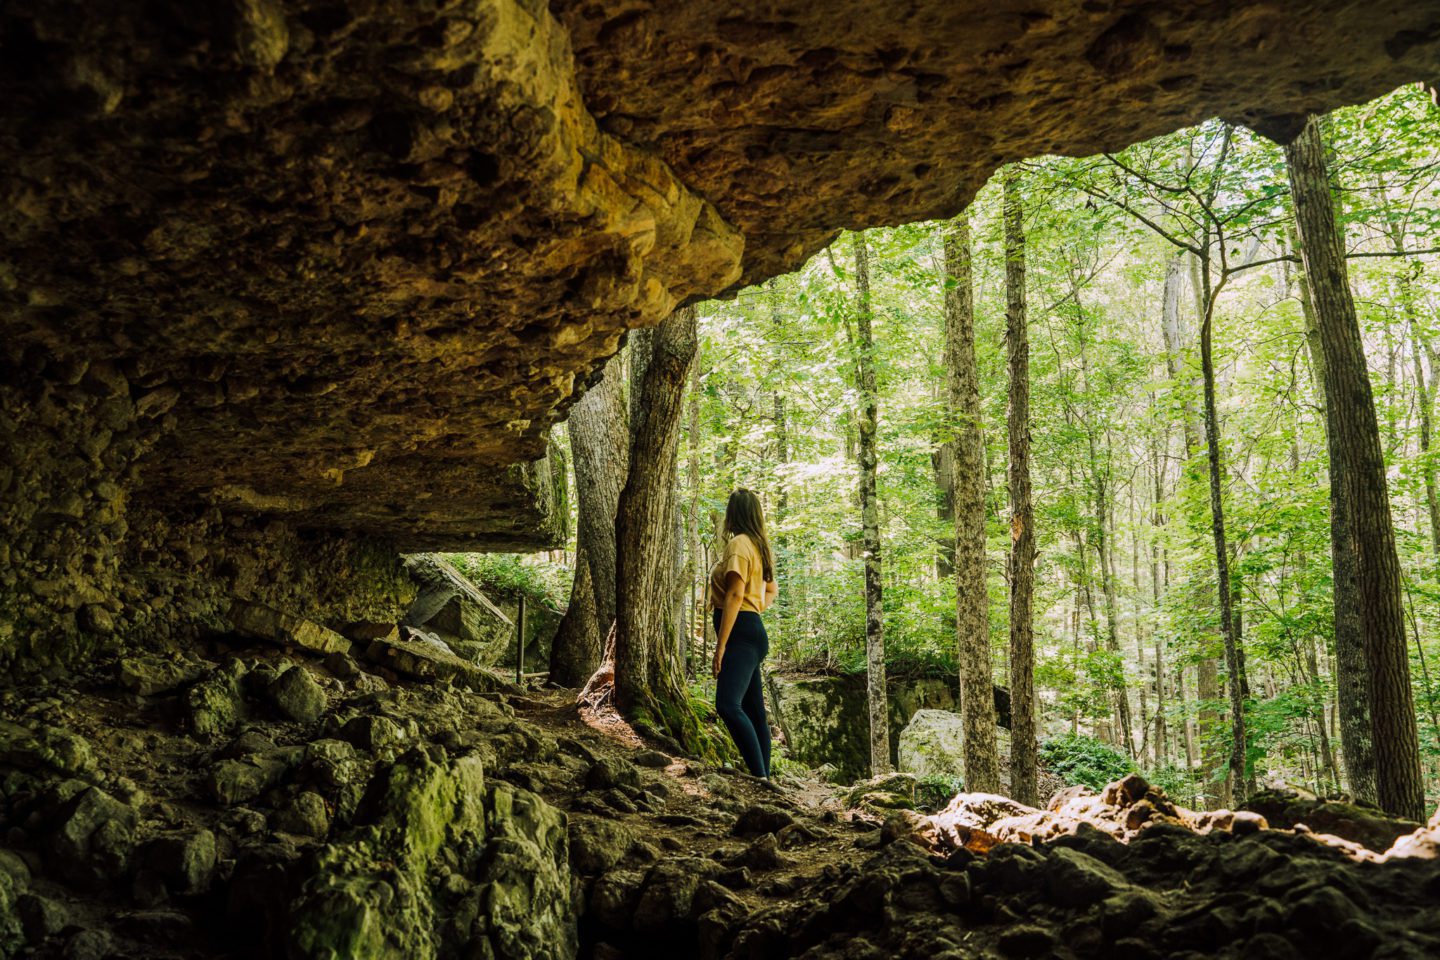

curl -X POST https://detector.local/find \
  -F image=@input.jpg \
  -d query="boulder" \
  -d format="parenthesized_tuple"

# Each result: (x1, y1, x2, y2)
(1043, 847, 1129, 908)
(117, 654, 205, 696)
(229, 600, 351, 656)
(1242, 789, 1420, 853)
(897, 709, 966, 781)
(0, 851, 27, 956)
(0, 720, 97, 780)
(570, 818, 635, 875)
(184, 665, 245, 738)
(17, 892, 66, 945)
(402, 555, 514, 666)
(845, 773, 918, 811)
(143, 829, 217, 896)
(586, 757, 641, 791)
(732, 805, 797, 837)
(338, 715, 407, 754)
(48, 787, 138, 884)
(267, 666, 328, 724)
(769, 674, 1009, 782)
(364, 635, 512, 692)
(209, 757, 287, 806)
(273, 792, 330, 839)
(286, 751, 576, 960)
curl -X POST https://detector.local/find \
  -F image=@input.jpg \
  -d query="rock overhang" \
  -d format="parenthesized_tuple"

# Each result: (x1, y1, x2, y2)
(1, 0, 1437, 553)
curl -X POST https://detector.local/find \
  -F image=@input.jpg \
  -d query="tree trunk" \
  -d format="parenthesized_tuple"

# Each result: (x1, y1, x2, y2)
(934, 439, 956, 580)
(687, 357, 703, 675)
(942, 210, 1001, 794)
(1292, 224, 1374, 805)
(769, 280, 791, 521)
(1286, 115, 1423, 820)
(551, 355, 628, 686)
(997, 181, 1035, 803)
(615, 306, 710, 750)
(1197, 265, 1248, 804)
(852, 232, 892, 776)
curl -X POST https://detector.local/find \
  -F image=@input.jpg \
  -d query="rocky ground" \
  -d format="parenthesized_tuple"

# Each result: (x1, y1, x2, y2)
(1, 615, 1438, 960)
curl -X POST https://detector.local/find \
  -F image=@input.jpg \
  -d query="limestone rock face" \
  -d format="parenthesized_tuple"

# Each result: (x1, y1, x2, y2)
(2, 0, 1437, 666)
(557, 2, 1440, 285)
(897, 709, 967, 782)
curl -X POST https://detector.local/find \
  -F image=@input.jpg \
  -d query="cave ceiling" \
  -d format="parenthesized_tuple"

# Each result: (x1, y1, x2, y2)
(1, 0, 1437, 549)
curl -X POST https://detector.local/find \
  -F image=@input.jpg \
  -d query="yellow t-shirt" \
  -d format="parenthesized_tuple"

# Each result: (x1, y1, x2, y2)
(709, 533, 768, 613)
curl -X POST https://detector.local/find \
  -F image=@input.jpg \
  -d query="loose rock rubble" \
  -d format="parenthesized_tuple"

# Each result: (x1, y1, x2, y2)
(0, 618, 1437, 960)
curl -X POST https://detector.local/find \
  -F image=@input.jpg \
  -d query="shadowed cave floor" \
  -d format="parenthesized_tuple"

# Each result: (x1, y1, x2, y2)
(0, 629, 1437, 960)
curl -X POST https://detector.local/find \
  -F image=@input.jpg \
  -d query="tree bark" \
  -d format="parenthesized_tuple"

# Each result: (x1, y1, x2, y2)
(769, 280, 791, 521)
(550, 356, 628, 686)
(615, 306, 708, 749)
(852, 232, 892, 776)
(1197, 261, 1248, 804)
(1291, 221, 1374, 804)
(944, 210, 1001, 793)
(1286, 115, 1424, 820)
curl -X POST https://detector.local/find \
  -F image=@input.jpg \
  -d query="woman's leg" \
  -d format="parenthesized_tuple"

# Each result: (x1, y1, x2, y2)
(739, 662, 771, 777)
(715, 638, 767, 776)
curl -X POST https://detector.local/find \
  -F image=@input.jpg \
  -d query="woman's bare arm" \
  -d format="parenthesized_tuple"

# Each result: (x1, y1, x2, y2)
(762, 579, 778, 612)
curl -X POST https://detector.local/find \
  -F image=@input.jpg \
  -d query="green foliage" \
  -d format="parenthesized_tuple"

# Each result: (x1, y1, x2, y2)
(1141, 762, 1195, 804)
(1039, 733, 1136, 790)
(915, 774, 965, 811)
(444, 553, 570, 610)
(572, 84, 1440, 808)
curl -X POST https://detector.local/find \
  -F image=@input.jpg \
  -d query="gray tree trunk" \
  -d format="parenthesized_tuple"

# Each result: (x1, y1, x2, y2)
(550, 356, 628, 686)
(615, 306, 704, 747)
(852, 232, 892, 776)
(1286, 115, 1423, 820)
(1000, 177, 1036, 804)
(945, 211, 1001, 793)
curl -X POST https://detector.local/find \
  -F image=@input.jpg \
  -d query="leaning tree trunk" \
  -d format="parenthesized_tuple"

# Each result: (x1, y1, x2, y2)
(1000, 176, 1036, 804)
(551, 355, 628, 686)
(615, 306, 714, 753)
(946, 210, 1001, 794)
(1286, 115, 1424, 820)
(1290, 222, 1375, 804)
(852, 232, 891, 776)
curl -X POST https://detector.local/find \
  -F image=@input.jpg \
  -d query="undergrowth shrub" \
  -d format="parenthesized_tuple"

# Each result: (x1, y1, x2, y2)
(1039, 733, 1136, 790)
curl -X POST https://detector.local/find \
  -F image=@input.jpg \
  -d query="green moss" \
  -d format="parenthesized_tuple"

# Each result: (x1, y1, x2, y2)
(289, 751, 487, 960)
(622, 685, 735, 767)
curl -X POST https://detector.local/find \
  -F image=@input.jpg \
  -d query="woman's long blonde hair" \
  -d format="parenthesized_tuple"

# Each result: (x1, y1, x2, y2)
(724, 488, 775, 582)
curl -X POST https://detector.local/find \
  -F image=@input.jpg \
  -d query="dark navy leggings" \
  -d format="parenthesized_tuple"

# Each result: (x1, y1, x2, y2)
(713, 610, 771, 778)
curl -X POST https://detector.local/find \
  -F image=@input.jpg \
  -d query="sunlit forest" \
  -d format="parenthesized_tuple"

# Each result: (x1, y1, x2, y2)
(478, 83, 1440, 812)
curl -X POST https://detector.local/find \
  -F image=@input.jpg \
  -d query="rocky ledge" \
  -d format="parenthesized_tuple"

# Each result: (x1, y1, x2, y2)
(1, 607, 1437, 959)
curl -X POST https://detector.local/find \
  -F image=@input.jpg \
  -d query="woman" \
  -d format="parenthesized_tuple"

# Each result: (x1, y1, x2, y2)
(710, 488, 779, 779)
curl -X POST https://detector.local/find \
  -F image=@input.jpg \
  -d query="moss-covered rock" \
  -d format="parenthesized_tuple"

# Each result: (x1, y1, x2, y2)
(287, 747, 574, 960)
(768, 675, 972, 782)
(0, 850, 29, 958)
(184, 664, 245, 739)
(897, 709, 967, 781)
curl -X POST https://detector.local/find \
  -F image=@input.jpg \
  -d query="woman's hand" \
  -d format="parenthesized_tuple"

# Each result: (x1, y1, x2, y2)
(763, 579, 778, 611)
(712, 645, 725, 678)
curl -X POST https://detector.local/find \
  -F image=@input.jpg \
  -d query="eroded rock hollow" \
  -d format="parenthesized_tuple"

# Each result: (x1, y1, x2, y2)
(1, 1, 1437, 664)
